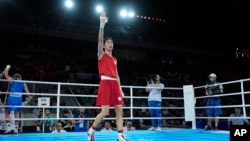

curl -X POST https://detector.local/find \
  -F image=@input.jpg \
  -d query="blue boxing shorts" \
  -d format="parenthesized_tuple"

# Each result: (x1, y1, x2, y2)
(6, 96, 22, 112)
(206, 98, 221, 116)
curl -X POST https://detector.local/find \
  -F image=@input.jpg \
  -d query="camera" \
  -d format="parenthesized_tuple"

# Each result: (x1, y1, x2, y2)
(146, 75, 155, 83)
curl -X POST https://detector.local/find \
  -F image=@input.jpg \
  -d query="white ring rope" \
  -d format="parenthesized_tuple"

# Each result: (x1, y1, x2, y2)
(4, 117, 185, 121)
(195, 105, 250, 109)
(1, 105, 185, 110)
(195, 91, 250, 99)
(1, 78, 250, 127)
(193, 78, 250, 89)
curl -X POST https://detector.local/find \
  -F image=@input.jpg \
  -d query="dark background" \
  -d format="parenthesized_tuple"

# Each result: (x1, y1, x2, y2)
(1, 0, 250, 76)
(1, 0, 249, 52)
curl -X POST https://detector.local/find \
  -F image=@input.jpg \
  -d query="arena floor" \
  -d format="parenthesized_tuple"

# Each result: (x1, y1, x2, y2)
(0, 129, 229, 141)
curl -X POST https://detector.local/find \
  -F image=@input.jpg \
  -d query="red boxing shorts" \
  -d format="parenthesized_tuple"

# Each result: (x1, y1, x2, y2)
(96, 76, 124, 106)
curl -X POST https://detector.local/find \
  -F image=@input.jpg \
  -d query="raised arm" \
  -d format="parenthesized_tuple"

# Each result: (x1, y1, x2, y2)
(3, 65, 13, 81)
(145, 81, 151, 92)
(97, 12, 108, 60)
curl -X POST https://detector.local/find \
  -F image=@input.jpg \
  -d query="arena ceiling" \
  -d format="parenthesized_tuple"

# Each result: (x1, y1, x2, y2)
(0, 0, 249, 54)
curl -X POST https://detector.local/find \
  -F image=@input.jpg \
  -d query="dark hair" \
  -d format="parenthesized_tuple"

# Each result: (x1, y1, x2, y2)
(103, 37, 113, 45)
(104, 120, 111, 124)
(153, 74, 161, 81)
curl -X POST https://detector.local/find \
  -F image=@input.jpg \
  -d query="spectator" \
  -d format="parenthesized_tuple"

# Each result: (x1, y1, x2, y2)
(73, 108, 89, 132)
(63, 121, 74, 132)
(31, 121, 41, 132)
(51, 122, 67, 133)
(123, 120, 135, 131)
(135, 119, 150, 130)
(36, 110, 43, 128)
(227, 107, 250, 129)
(101, 121, 113, 132)
(58, 111, 68, 127)
(42, 109, 54, 133)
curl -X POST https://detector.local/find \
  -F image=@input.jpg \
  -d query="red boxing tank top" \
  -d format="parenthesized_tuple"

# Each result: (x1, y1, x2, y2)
(98, 53, 117, 78)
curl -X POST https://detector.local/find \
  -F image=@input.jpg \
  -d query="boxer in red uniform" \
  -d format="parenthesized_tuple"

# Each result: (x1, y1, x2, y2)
(87, 12, 129, 141)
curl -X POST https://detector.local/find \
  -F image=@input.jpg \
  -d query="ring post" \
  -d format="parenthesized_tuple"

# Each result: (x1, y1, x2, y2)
(57, 83, 61, 120)
(130, 86, 133, 120)
(42, 107, 45, 133)
(240, 80, 247, 117)
(183, 85, 196, 129)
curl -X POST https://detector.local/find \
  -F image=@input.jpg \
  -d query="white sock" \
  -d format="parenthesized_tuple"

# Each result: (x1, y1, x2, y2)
(9, 111, 15, 130)
(10, 111, 15, 123)
(118, 132, 124, 138)
(88, 126, 94, 133)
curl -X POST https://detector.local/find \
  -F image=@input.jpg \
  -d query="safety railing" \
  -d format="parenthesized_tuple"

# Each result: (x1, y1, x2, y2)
(0, 78, 250, 130)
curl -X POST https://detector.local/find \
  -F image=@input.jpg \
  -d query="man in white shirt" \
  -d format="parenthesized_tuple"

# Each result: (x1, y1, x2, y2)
(227, 107, 250, 129)
(123, 120, 135, 131)
(101, 121, 113, 132)
(51, 122, 67, 133)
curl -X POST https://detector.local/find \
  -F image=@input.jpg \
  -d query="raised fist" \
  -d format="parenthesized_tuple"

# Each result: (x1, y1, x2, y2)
(100, 12, 108, 24)
(5, 65, 11, 70)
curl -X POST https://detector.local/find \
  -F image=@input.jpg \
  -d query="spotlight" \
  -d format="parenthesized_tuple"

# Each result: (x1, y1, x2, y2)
(96, 5, 103, 13)
(65, 0, 74, 8)
(120, 10, 127, 17)
(128, 12, 135, 18)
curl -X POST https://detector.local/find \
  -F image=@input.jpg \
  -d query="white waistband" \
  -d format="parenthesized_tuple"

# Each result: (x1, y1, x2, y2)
(101, 75, 117, 80)
(10, 92, 22, 97)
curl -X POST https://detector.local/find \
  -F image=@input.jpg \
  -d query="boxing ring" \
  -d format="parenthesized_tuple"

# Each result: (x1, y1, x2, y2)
(0, 129, 229, 141)
(1, 78, 250, 141)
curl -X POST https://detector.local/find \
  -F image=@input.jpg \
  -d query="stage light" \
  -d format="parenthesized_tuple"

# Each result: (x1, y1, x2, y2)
(96, 5, 103, 13)
(120, 10, 127, 17)
(65, 0, 74, 8)
(128, 12, 135, 18)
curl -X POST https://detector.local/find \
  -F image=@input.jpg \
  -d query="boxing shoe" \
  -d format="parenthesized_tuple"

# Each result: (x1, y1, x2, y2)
(117, 133, 129, 141)
(87, 127, 95, 141)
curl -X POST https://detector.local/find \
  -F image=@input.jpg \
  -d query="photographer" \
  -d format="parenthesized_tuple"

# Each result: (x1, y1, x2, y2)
(204, 73, 223, 131)
(145, 74, 164, 131)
